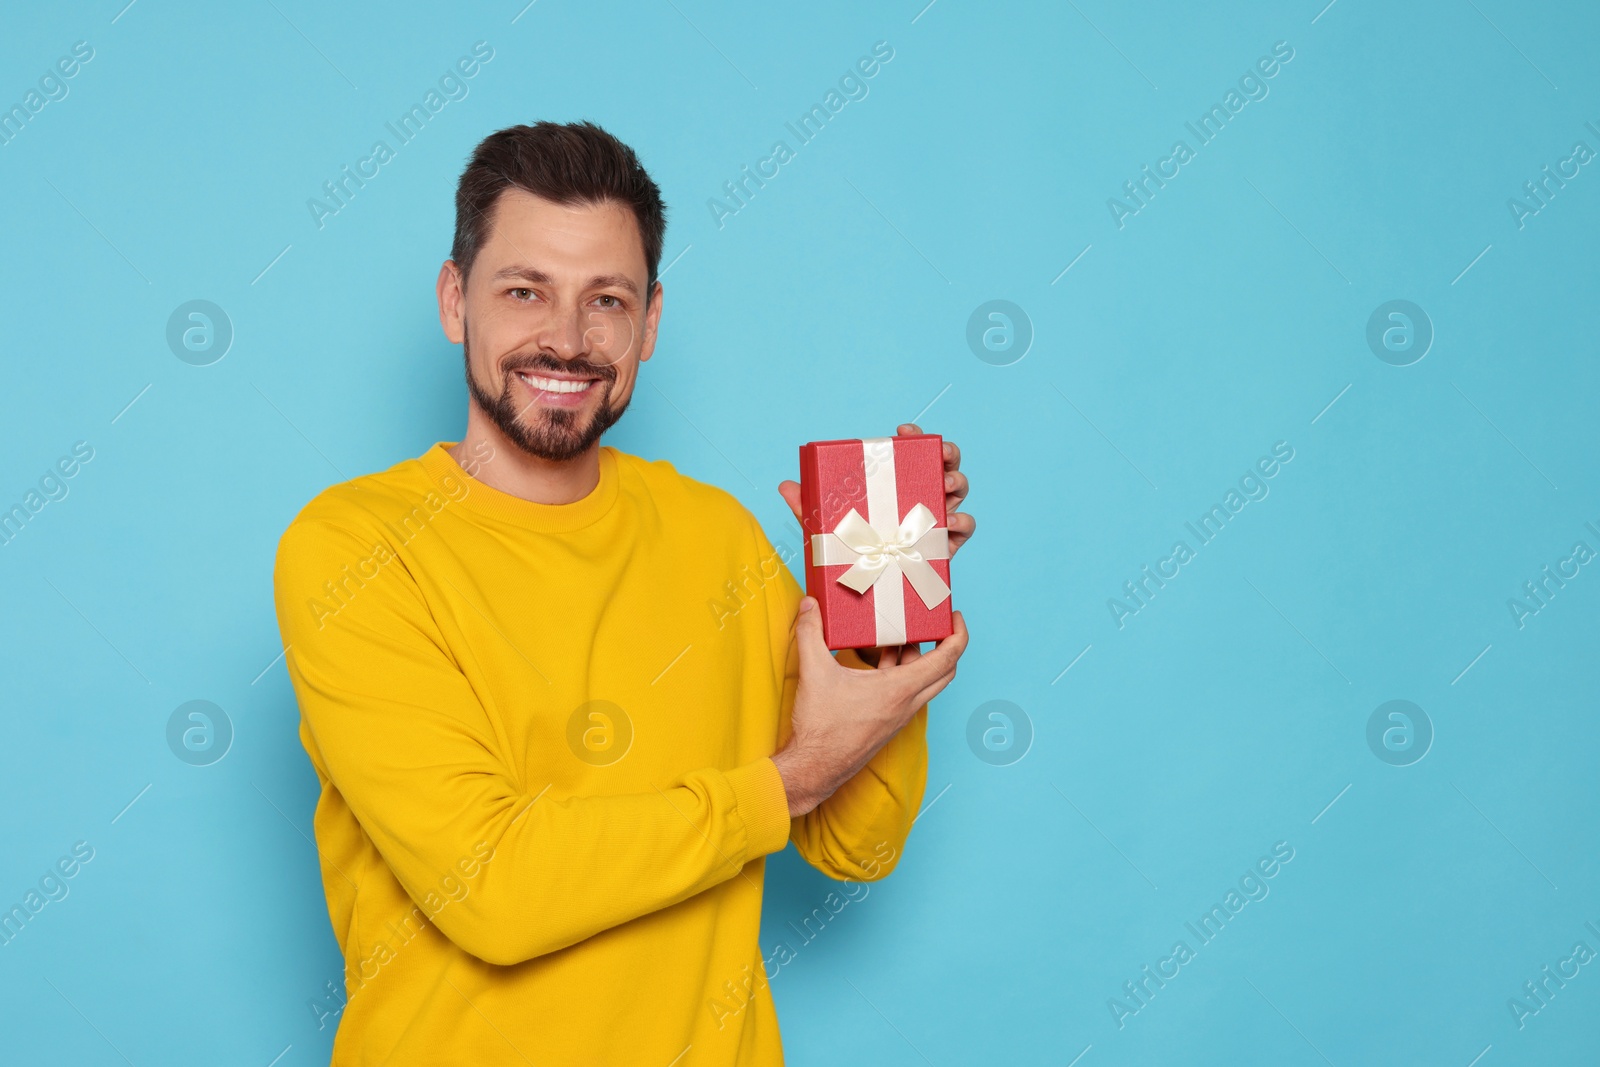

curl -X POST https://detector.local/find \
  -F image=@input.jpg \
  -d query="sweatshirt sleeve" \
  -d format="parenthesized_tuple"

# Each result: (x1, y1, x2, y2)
(756, 517, 929, 882)
(273, 517, 792, 968)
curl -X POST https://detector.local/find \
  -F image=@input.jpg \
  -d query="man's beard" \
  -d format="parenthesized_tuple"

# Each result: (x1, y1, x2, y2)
(462, 325, 630, 463)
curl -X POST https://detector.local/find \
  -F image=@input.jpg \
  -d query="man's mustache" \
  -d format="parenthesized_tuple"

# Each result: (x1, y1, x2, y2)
(502, 358, 617, 382)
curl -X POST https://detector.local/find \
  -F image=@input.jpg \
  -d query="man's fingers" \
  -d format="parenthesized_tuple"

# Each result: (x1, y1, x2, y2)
(909, 663, 959, 710)
(875, 645, 901, 669)
(944, 470, 969, 514)
(942, 439, 961, 472)
(793, 597, 839, 672)
(907, 610, 968, 680)
(947, 512, 976, 554)
(777, 480, 803, 522)
(872, 614, 966, 707)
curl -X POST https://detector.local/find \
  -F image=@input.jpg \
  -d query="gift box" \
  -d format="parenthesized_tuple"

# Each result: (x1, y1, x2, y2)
(799, 434, 954, 650)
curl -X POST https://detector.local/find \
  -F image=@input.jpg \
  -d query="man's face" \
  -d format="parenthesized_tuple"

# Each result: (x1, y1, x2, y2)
(438, 188, 662, 463)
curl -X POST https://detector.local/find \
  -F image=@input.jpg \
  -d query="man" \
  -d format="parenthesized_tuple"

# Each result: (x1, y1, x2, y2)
(272, 120, 974, 1065)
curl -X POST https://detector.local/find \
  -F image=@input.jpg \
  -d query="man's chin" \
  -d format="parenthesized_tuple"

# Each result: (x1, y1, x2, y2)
(466, 370, 629, 463)
(503, 404, 624, 463)
(508, 423, 597, 463)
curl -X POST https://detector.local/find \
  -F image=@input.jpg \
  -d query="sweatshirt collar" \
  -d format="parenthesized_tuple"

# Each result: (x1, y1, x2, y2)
(420, 441, 620, 532)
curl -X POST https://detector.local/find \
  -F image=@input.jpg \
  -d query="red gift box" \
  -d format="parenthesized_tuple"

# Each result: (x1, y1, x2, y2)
(799, 434, 954, 650)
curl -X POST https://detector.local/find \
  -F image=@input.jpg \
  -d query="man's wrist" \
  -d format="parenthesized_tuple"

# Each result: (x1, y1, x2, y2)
(771, 744, 825, 818)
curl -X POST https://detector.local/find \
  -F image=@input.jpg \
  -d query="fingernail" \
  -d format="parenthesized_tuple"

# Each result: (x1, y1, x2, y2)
(944, 474, 955, 489)
(799, 598, 815, 613)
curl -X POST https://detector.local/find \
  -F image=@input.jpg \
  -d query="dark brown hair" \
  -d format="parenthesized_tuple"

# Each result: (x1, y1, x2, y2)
(450, 120, 666, 300)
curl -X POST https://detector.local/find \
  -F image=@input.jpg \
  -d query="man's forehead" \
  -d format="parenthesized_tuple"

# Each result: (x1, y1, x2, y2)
(478, 188, 644, 269)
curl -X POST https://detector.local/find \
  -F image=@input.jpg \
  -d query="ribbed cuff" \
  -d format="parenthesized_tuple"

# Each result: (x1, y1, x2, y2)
(725, 757, 792, 857)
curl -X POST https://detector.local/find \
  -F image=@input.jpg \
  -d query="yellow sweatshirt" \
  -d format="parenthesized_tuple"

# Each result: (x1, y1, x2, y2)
(271, 440, 929, 1066)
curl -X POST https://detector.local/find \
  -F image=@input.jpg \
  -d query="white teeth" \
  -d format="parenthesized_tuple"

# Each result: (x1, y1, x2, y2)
(518, 372, 594, 394)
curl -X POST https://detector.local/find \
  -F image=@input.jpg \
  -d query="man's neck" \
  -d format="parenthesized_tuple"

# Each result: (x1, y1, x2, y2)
(449, 420, 601, 506)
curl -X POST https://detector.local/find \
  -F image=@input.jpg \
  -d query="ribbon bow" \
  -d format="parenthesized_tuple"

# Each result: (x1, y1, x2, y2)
(811, 501, 951, 610)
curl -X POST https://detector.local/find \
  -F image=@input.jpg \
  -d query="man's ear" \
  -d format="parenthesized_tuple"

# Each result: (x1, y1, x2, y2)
(639, 280, 664, 362)
(437, 260, 466, 344)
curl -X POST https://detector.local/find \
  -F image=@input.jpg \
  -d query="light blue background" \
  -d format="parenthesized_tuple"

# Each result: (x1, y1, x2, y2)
(2, 1, 1597, 1063)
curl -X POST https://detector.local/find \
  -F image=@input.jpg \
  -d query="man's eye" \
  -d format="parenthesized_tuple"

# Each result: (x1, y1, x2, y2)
(510, 288, 535, 301)
(596, 295, 620, 309)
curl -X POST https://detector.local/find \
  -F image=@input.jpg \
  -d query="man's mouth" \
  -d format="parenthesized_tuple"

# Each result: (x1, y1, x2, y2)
(514, 370, 603, 405)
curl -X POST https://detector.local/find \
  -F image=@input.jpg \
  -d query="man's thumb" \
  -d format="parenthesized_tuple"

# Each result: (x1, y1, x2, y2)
(794, 597, 830, 660)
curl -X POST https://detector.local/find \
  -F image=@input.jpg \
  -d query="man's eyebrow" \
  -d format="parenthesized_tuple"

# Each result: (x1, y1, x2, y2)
(490, 265, 554, 285)
(489, 265, 639, 296)
(587, 273, 640, 297)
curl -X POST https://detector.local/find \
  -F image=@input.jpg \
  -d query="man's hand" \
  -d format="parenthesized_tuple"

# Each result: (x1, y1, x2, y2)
(771, 597, 968, 818)
(776, 422, 974, 667)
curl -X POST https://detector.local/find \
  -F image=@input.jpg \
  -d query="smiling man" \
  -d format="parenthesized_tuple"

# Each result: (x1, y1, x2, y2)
(272, 120, 974, 1065)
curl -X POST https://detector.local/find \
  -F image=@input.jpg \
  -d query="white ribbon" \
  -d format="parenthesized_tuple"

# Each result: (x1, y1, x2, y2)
(810, 437, 950, 645)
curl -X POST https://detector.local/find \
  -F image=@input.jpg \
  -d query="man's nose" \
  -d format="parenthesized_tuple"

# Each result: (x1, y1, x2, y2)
(544, 303, 591, 362)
